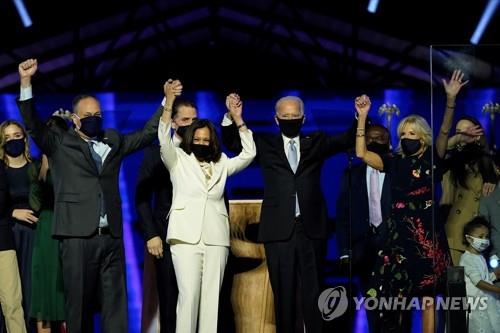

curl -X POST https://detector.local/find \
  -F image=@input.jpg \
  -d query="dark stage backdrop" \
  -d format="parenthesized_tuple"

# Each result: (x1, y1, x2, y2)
(1, 87, 498, 332)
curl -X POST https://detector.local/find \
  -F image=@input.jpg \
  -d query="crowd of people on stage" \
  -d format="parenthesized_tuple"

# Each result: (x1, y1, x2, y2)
(0, 59, 498, 333)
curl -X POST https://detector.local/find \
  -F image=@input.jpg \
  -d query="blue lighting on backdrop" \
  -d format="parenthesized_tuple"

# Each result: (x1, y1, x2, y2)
(0, 88, 498, 332)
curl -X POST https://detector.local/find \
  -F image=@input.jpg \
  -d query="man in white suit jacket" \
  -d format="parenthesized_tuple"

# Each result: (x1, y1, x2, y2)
(158, 82, 256, 333)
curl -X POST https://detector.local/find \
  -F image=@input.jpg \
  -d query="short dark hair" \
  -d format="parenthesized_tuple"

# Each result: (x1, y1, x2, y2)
(47, 116, 69, 131)
(72, 94, 98, 114)
(366, 123, 390, 146)
(463, 216, 491, 246)
(172, 99, 197, 119)
(180, 119, 222, 163)
(367, 123, 389, 135)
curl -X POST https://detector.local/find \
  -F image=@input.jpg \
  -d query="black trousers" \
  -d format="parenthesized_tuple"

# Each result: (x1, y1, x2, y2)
(154, 240, 178, 333)
(264, 221, 325, 333)
(60, 234, 128, 333)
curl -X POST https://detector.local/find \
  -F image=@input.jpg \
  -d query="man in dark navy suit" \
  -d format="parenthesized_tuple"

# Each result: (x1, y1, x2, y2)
(136, 93, 197, 333)
(336, 124, 392, 333)
(222, 94, 356, 333)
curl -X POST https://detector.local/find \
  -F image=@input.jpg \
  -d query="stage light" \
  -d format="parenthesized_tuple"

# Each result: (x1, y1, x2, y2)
(12, 0, 32, 27)
(367, 0, 380, 13)
(490, 254, 499, 269)
(470, 0, 499, 44)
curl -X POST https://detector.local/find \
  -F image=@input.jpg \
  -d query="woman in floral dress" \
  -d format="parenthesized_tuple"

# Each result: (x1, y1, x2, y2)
(354, 70, 468, 333)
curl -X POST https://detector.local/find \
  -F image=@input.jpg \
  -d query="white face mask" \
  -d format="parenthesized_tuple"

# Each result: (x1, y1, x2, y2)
(466, 235, 490, 252)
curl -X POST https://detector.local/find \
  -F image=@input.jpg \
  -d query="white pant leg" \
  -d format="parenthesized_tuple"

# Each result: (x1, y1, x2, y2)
(171, 243, 203, 333)
(0, 250, 26, 333)
(198, 242, 228, 333)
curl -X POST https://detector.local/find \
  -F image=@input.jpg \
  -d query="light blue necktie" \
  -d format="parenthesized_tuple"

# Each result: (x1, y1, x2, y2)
(288, 140, 300, 216)
(288, 139, 298, 172)
(88, 141, 102, 171)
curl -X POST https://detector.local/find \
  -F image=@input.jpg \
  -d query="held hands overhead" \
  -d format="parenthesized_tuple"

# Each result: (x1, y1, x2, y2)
(163, 79, 183, 110)
(226, 93, 246, 130)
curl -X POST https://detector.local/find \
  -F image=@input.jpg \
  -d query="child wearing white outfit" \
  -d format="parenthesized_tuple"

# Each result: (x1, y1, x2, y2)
(459, 216, 500, 333)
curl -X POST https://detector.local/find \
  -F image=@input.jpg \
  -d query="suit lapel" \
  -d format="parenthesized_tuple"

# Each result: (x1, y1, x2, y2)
(296, 135, 312, 174)
(188, 153, 210, 186)
(72, 130, 99, 174)
(207, 161, 223, 192)
(275, 135, 293, 173)
(101, 130, 119, 171)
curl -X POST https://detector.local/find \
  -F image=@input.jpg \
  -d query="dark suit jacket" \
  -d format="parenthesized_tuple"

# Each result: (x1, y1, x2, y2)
(222, 123, 355, 242)
(336, 163, 391, 265)
(135, 144, 172, 242)
(17, 98, 163, 238)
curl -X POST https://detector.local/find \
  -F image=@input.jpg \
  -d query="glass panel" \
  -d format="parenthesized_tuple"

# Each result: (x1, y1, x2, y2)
(431, 44, 500, 331)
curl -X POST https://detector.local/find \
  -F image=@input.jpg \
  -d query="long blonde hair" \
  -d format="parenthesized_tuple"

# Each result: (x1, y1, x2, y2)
(0, 120, 31, 166)
(396, 115, 432, 155)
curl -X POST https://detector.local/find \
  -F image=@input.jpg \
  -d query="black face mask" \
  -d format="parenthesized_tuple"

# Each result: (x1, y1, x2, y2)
(401, 138, 422, 156)
(456, 142, 484, 163)
(176, 125, 190, 138)
(79, 116, 103, 138)
(367, 142, 390, 156)
(191, 144, 213, 160)
(3, 138, 25, 157)
(277, 117, 303, 138)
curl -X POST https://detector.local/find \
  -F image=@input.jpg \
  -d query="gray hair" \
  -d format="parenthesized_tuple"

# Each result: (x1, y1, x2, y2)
(275, 96, 304, 116)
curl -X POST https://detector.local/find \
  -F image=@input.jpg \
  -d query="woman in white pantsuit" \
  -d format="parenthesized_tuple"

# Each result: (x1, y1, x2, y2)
(158, 85, 256, 333)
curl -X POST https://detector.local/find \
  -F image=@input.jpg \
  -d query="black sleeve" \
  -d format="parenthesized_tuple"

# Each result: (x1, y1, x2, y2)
(135, 146, 161, 242)
(322, 118, 361, 158)
(221, 122, 243, 154)
(479, 153, 498, 184)
(335, 169, 351, 257)
(221, 122, 260, 163)
(28, 160, 42, 213)
(17, 98, 62, 156)
(121, 105, 164, 156)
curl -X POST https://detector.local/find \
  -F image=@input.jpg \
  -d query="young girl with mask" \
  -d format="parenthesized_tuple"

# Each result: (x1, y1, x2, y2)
(158, 80, 256, 333)
(459, 216, 500, 333)
(0, 120, 39, 332)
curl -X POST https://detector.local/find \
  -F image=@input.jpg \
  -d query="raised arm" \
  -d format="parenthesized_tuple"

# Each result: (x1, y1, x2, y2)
(354, 95, 384, 170)
(224, 94, 256, 176)
(158, 79, 183, 170)
(221, 93, 247, 154)
(436, 69, 468, 158)
(17, 59, 61, 155)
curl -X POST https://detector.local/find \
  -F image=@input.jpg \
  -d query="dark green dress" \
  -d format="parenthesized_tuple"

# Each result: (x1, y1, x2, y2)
(29, 170, 65, 321)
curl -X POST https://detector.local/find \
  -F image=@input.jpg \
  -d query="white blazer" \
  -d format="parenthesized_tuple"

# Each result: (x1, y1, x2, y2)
(158, 120, 256, 246)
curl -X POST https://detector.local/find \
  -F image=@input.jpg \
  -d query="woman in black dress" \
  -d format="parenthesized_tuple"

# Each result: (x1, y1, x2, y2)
(354, 70, 468, 333)
(0, 119, 39, 332)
